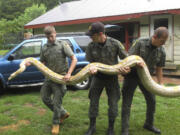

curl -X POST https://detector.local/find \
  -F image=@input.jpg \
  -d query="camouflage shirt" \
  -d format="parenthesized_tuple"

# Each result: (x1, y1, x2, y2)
(86, 37, 128, 78)
(86, 37, 128, 65)
(40, 40, 74, 74)
(129, 37, 166, 74)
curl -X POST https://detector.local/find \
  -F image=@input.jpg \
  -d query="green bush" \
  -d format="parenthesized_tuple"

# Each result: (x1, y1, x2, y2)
(0, 4, 46, 47)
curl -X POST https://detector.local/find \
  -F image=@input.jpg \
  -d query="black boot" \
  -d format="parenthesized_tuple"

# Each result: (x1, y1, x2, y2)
(107, 119, 115, 135)
(85, 117, 96, 135)
(144, 110, 161, 134)
(143, 124, 161, 134)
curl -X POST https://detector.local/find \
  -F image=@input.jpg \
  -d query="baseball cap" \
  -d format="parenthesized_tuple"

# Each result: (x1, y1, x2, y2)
(86, 22, 105, 36)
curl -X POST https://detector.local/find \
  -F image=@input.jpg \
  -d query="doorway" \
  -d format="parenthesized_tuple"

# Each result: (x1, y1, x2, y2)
(150, 15, 173, 61)
(106, 22, 140, 51)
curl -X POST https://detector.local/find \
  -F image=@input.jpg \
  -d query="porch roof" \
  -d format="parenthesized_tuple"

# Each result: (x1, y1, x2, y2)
(25, 0, 180, 29)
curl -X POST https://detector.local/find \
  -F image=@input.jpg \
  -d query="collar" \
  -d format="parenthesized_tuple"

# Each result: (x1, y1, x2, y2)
(47, 40, 58, 47)
(92, 37, 110, 48)
(147, 37, 157, 49)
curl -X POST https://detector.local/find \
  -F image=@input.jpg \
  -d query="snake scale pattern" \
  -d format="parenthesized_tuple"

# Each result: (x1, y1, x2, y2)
(8, 55, 180, 97)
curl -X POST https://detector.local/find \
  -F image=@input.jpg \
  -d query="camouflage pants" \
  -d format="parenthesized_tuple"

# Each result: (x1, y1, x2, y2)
(88, 75, 120, 120)
(40, 80, 67, 124)
(121, 73, 156, 133)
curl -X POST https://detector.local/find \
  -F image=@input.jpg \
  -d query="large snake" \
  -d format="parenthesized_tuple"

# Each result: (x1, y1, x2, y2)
(8, 55, 180, 97)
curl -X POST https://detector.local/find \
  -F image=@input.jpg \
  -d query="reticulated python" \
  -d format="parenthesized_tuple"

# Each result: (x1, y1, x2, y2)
(8, 55, 180, 97)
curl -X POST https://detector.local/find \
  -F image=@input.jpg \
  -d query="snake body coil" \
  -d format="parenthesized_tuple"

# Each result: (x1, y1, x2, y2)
(8, 55, 180, 97)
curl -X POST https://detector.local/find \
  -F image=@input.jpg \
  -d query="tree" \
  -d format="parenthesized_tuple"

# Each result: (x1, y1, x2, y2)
(16, 4, 47, 31)
(0, 4, 47, 48)
(32, 0, 60, 10)
(0, 0, 76, 48)
(0, 0, 76, 20)
(0, 0, 32, 20)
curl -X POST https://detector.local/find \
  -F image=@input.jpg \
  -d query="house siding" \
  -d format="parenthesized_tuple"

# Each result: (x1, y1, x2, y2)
(174, 15, 180, 64)
(32, 14, 180, 66)
(140, 16, 149, 37)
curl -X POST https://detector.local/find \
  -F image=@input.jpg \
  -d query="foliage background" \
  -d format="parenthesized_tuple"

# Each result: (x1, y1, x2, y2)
(0, 0, 75, 49)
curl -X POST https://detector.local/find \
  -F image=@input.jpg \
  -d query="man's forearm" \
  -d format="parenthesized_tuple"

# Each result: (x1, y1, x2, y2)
(67, 55, 77, 75)
(156, 67, 163, 85)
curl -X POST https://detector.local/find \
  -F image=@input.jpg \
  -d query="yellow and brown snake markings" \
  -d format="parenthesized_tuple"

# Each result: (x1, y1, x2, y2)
(8, 55, 180, 97)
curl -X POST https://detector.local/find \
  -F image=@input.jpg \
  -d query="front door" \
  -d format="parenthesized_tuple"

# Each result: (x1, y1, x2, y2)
(150, 15, 173, 61)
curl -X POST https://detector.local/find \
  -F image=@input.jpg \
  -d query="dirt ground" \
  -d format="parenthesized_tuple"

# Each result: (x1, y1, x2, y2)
(119, 75, 180, 85)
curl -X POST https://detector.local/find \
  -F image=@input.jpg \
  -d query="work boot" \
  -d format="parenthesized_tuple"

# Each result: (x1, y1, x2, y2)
(143, 124, 161, 134)
(107, 119, 115, 135)
(85, 117, 96, 135)
(51, 124, 59, 135)
(60, 112, 70, 124)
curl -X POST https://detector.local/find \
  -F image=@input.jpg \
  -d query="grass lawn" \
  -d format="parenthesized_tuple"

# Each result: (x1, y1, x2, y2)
(0, 85, 179, 135)
(0, 50, 9, 55)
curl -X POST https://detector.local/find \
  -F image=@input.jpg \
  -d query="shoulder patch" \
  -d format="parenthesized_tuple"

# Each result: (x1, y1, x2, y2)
(132, 37, 149, 47)
(132, 39, 139, 47)
(59, 40, 69, 47)
(119, 42, 125, 49)
(64, 42, 69, 47)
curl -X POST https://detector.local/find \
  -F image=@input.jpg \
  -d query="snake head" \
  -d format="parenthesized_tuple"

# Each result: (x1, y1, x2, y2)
(8, 73, 16, 81)
(8, 66, 26, 81)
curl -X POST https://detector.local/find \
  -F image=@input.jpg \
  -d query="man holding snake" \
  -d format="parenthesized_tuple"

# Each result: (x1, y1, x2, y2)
(85, 22, 130, 135)
(26, 26, 77, 135)
(121, 27, 168, 135)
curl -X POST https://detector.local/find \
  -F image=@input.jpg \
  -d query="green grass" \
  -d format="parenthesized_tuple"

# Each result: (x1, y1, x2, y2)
(0, 86, 180, 135)
(0, 50, 9, 55)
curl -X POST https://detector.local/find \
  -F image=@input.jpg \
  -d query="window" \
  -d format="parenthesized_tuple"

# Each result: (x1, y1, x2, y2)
(73, 36, 92, 52)
(13, 41, 42, 59)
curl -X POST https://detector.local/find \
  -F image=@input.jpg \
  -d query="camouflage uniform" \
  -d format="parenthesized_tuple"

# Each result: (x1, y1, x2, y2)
(86, 37, 128, 120)
(121, 38, 166, 133)
(40, 40, 74, 124)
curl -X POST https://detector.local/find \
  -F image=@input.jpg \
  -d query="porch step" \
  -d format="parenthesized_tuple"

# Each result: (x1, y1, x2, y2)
(163, 64, 177, 70)
(163, 64, 180, 76)
(163, 70, 180, 77)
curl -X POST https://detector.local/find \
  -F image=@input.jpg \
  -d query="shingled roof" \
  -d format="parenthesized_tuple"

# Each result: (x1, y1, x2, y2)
(25, 0, 180, 29)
